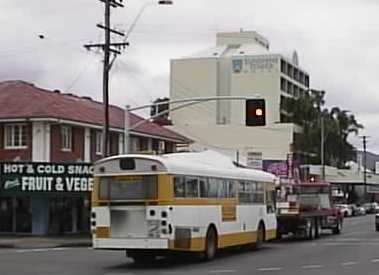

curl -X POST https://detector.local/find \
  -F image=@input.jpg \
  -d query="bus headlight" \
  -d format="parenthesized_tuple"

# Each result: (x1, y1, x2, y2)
(147, 220, 160, 238)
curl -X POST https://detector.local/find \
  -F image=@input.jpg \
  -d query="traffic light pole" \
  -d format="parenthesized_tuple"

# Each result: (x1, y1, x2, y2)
(124, 96, 258, 153)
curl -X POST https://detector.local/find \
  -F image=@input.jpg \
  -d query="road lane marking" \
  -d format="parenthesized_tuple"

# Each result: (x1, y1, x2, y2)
(159, 272, 185, 275)
(319, 242, 379, 246)
(209, 270, 236, 273)
(16, 248, 69, 253)
(257, 267, 283, 271)
(341, 261, 357, 266)
(301, 264, 324, 269)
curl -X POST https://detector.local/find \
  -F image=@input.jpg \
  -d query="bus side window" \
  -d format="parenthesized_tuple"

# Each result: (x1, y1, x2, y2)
(238, 181, 249, 203)
(218, 179, 228, 198)
(174, 176, 185, 198)
(252, 182, 264, 204)
(228, 180, 237, 198)
(185, 177, 199, 198)
(199, 177, 208, 198)
(208, 178, 219, 198)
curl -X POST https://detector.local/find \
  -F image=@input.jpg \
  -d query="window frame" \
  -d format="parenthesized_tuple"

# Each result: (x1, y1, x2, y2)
(4, 124, 28, 149)
(95, 131, 103, 155)
(60, 125, 72, 152)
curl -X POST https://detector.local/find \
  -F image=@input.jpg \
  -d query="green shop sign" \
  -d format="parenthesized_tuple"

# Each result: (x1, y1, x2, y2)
(0, 162, 94, 195)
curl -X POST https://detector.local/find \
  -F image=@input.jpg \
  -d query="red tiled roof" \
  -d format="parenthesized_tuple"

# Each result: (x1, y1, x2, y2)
(0, 80, 189, 142)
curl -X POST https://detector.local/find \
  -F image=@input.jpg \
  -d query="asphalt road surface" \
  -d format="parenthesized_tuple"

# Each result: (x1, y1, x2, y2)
(1, 215, 379, 275)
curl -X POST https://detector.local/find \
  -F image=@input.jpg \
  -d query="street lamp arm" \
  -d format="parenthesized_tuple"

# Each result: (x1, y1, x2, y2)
(129, 95, 255, 112)
(124, 95, 257, 153)
(129, 100, 200, 131)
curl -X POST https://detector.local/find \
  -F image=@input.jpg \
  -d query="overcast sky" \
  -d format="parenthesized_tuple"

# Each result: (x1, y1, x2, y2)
(1, 0, 378, 153)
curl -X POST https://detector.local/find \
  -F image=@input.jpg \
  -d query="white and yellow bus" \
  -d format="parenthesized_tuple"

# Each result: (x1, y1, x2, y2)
(91, 151, 277, 262)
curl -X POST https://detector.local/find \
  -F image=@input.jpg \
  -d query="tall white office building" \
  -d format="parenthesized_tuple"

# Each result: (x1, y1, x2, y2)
(168, 31, 310, 169)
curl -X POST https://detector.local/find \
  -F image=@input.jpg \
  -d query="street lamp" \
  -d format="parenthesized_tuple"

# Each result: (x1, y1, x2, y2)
(123, 0, 173, 43)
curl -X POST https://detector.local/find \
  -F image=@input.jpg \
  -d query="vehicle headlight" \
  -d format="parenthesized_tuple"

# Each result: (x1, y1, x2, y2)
(147, 220, 160, 238)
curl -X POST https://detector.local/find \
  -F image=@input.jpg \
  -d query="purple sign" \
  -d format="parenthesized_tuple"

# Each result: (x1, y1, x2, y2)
(263, 160, 288, 177)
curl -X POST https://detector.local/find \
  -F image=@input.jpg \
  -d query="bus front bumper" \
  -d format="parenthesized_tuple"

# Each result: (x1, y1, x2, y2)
(93, 238, 169, 250)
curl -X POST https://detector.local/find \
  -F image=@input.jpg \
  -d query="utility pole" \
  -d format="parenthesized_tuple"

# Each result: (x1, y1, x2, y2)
(360, 135, 370, 201)
(84, 0, 129, 158)
(320, 115, 325, 181)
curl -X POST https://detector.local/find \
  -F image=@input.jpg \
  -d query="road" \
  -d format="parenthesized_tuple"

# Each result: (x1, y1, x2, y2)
(1, 215, 378, 275)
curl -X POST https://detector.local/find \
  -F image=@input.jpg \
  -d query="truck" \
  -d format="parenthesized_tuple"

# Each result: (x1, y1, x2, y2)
(276, 182, 343, 240)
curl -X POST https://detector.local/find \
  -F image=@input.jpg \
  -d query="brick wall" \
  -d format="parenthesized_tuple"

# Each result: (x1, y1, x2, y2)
(50, 124, 84, 162)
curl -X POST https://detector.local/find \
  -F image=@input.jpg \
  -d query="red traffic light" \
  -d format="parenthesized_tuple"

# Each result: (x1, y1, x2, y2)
(246, 99, 266, 126)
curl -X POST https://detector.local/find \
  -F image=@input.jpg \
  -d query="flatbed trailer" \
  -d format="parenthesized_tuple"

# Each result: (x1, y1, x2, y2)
(276, 182, 343, 240)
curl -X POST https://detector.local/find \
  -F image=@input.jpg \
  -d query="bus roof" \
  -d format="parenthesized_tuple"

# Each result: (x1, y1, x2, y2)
(95, 150, 277, 183)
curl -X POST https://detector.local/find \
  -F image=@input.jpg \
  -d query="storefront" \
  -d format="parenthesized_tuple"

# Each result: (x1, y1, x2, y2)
(0, 162, 93, 235)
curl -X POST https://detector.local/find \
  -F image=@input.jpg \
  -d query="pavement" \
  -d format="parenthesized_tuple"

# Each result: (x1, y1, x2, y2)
(0, 234, 91, 249)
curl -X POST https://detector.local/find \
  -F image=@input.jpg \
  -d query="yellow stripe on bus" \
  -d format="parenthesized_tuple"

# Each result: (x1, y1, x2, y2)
(169, 229, 277, 251)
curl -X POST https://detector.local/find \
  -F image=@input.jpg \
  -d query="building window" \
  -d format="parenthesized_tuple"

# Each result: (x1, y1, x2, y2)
(294, 85, 299, 98)
(129, 136, 139, 153)
(280, 77, 287, 92)
(305, 75, 310, 87)
(299, 71, 305, 84)
(294, 68, 299, 81)
(280, 60, 287, 74)
(287, 63, 293, 78)
(4, 124, 27, 149)
(61, 126, 72, 151)
(287, 82, 293, 95)
(95, 131, 102, 155)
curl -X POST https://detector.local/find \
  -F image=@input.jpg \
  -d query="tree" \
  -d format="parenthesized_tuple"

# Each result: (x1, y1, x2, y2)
(283, 90, 363, 168)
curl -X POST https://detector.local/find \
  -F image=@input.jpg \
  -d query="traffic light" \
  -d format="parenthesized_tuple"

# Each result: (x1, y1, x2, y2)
(245, 98, 266, 126)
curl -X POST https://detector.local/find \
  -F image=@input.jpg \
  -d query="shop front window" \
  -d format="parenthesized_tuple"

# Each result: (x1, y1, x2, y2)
(0, 198, 13, 232)
(15, 198, 32, 232)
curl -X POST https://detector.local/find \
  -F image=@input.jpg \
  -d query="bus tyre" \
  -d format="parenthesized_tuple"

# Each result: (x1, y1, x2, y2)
(253, 223, 265, 250)
(315, 218, 322, 239)
(128, 252, 152, 265)
(306, 219, 316, 240)
(332, 219, 342, 234)
(203, 227, 217, 261)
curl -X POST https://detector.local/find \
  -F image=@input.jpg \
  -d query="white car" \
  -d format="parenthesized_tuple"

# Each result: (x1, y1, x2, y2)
(335, 204, 353, 217)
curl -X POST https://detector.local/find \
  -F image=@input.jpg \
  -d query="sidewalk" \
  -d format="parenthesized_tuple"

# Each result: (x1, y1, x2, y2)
(0, 234, 92, 249)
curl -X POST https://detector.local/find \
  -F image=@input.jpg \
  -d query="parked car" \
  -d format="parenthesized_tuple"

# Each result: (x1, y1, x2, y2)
(363, 203, 379, 214)
(349, 204, 360, 216)
(356, 206, 366, 215)
(335, 204, 353, 217)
